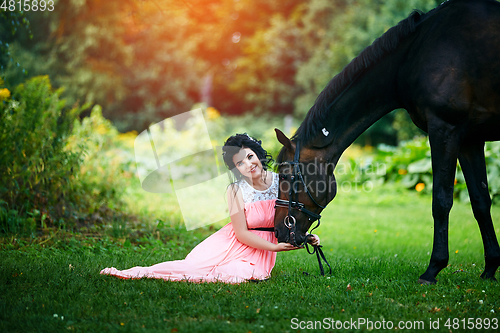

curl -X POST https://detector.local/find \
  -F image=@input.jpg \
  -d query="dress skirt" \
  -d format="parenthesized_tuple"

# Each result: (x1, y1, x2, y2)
(100, 199, 277, 283)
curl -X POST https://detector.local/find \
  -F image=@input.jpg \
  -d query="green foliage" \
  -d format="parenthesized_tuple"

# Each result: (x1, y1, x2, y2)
(342, 137, 500, 203)
(2, 0, 446, 146)
(0, 80, 291, 236)
(392, 108, 427, 142)
(378, 137, 432, 190)
(2, 1, 205, 131)
(340, 138, 436, 196)
(0, 76, 84, 233)
(0, 76, 137, 235)
(295, 0, 440, 115)
(3, 0, 306, 131)
(292, 0, 440, 144)
(460, 141, 500, 204)
(66, 105, 135, 215)
(0, 10, 32, 69)
(230, 9, 309, 114)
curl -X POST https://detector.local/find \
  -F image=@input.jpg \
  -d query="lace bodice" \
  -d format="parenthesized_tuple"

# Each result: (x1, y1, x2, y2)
(238, 172, 279, 204)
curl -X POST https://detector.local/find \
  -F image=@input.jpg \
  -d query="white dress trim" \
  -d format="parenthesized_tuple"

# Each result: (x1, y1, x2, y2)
(238, 172, 279, 204)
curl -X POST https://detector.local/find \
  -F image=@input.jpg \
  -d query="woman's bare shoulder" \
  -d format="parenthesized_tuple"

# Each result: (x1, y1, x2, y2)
(226, 182, 240, 195)
(226, 183, 244, 203)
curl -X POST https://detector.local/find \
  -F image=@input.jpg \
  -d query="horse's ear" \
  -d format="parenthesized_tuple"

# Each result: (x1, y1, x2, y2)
(275, 128, 292, 150)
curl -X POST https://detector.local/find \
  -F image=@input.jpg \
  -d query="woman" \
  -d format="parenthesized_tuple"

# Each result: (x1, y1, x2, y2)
(100, 133, 319, 283)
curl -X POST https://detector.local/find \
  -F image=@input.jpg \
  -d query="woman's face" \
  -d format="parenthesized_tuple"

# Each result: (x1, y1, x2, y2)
(232, 147, 263, 180)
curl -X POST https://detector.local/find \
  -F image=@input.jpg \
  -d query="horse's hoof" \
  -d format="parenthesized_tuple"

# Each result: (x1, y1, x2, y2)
(417, 278, 436, 285)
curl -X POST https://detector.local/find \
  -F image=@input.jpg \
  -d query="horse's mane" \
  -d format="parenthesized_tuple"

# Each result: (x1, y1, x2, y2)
(290, 2, 452, 148)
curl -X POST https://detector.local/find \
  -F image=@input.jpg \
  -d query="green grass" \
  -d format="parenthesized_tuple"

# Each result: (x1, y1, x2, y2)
(1, 185, 500, 332)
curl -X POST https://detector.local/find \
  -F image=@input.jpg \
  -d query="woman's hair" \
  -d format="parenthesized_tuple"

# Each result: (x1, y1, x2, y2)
(222, 133, 273, 182)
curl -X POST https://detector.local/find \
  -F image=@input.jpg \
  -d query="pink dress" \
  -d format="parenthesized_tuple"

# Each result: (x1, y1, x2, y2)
(100, 173, 279, 283)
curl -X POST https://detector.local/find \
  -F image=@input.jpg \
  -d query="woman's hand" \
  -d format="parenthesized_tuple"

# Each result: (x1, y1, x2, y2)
(273, 242, 301, 252)
(273, 234, 320, 252)
(307, 234, 320, 246)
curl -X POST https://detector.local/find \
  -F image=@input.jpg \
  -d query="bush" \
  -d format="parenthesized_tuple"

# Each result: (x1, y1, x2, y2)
(66, 105, 135, 217)
(342, 137, 500, 203)
(0, 76, 84, 233)
(0, 76, 137, 235)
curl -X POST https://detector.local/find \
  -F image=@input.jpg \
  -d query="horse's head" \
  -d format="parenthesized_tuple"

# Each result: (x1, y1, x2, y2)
(273, 129, 337, 246)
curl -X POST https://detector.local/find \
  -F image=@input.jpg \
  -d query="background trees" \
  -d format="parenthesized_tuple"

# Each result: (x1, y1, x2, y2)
(1, 0, 442, 142)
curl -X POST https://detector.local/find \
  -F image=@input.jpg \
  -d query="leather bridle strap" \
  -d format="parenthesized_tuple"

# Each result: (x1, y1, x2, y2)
(295, 160, 326, 211)
(304, 223, 332, 276)
(281, 142, 323, 215)
(274, 199, 321, 222)
(274, 140, 332, 276)
(284, 140, 303, 247)
(306, 242, 332, 276)
(249, 227, 274, 232)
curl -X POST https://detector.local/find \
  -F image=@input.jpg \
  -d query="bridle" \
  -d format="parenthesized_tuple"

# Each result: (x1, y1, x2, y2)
(274, 140, 332, 275)
(274, 141, 324, 245)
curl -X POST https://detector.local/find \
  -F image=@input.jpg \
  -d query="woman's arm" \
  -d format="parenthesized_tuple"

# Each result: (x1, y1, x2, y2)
(227, 185, 298, 252)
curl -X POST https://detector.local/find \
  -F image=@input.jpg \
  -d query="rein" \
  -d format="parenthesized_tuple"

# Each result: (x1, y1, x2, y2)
(274, 141, 332, 276)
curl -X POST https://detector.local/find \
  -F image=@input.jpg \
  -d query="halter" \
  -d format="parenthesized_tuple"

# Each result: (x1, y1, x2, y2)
(274, 141, 332, 275)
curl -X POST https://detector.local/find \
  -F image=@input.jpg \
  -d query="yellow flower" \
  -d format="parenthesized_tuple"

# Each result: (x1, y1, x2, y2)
(415, 183, 425, 192)
(0, 88, 10, 101)
(206, 107, 220, 120)
(96, 124, 107, 135)
(398, 169, 407, 175)
(117, 131, 137, 148)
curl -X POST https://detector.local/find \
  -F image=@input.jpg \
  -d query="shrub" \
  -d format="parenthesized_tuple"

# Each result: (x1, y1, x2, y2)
(0, 76, 136, 235)
(0, 76, 84, 233)
(342, 137, 500, 203)
(66, 105, 137, 216)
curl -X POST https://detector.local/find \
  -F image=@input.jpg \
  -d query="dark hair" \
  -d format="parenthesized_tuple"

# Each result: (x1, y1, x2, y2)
(222, 133, 273, 182)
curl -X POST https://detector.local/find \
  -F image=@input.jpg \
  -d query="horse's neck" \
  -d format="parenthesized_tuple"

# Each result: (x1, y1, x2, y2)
(323, 54, 403, 164)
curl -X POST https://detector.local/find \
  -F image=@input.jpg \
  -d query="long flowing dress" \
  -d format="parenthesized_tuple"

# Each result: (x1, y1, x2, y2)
(100, 173, 279, 283)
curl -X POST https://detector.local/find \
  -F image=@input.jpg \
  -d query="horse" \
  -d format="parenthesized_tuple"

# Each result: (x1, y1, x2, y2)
(273, 0, 500, 284)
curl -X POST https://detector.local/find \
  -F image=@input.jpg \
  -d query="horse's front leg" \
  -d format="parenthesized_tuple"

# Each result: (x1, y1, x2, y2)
(418, 123, 461, 285)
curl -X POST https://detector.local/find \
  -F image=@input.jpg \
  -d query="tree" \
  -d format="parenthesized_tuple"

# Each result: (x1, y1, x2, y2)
(1, 0, 444, 139)
(291, 0, 440, 144)
(0, 10, 31, 71)
(2, 0, 308, 130)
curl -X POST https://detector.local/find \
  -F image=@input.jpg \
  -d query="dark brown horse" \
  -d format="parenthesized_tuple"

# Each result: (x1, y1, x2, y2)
(274, 0, 500, 284)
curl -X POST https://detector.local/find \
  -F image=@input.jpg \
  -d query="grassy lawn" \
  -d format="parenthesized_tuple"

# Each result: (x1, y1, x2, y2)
(1, 185, 500, 332)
